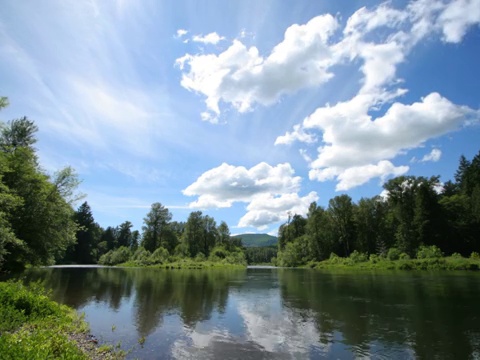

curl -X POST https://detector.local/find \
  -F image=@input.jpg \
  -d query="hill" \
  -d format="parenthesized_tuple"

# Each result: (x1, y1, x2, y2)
(233, 233, 278, 247)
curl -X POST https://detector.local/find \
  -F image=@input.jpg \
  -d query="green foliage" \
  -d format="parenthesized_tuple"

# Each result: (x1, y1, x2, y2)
(245, 246, 277, 264)
(194, 252, 206, 262)
(416, 245, 443, 259)
(149, 247, 169, 264)
(387, 248, 401, 261)
(99, 246, 132, 266)
(0, 281, 89, 359)
(349, 250, 368, 263)
(141, 202, 173, 252)
(471, 252, 480, 259)
(234, 233, 278, 247)
(0, 110, 79, 271)
(209, 246, 228, 261)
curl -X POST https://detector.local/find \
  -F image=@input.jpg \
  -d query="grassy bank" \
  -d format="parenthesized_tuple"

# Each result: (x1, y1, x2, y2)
(119, 258, 246, 269)
(307, 253, 480, 271)
(0, 281, 124, 360)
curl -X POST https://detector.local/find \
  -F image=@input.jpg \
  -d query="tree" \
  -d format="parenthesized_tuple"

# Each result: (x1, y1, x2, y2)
(354, 197, 390, 255)
(216, 221, 231, 248)
(68, 202, 101, 264)
(182, 211, 218, 257)
(0, 117, 38, 153)
(141, 203, 172, 253)
(101, 226, 118, 252)
(117, 221, 133, 248)
(328, 195, 355, 257)
(1, 144, 78, 268)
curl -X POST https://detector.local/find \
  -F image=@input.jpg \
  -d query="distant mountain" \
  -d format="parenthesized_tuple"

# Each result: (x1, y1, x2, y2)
(233, 233, 278, 247)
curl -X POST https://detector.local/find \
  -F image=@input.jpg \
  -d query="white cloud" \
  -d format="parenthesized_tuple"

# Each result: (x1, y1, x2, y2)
(176, 29, 188, 37)
(304, 93, 476, 189)
(420, 148, 442, 162)
(176, 14, 339, 122)
(175, 0, 480, 189)
(437, 0, 480, 43)
(192, 32, 225, 44)
(183, 162, 315, 229)
(183, 162, 301, 206)
(238, 191, 318, 230)
(274, 124, 317, 145)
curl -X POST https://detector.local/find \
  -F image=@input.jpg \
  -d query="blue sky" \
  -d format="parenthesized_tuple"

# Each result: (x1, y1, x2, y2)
(1, 0, 479, 235)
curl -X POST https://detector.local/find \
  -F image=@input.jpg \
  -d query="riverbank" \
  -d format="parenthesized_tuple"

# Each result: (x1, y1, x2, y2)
(0, 281, 125, 360)
(307, 254, 480, 271)
(118, 258, 246, 269)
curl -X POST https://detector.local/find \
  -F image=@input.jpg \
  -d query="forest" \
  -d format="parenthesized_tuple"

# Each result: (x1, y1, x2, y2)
(1, 97, 479, 272)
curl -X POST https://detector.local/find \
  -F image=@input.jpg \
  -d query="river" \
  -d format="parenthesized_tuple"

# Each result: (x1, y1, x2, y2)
(13, 266, 480, 359)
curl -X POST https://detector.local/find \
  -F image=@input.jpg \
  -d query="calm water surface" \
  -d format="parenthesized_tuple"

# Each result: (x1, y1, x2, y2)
(16, 267, 480, 359)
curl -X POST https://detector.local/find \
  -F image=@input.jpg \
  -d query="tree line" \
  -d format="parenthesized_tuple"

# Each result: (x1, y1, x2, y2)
(276, 152, 480, 266)
(0, 98, 244, 272)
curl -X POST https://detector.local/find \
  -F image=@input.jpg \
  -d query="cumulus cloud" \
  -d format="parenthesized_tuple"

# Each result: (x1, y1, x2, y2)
(192, 32, 225, 44)
(238, 192, 318, 230)
(176, 0, 480, 192)
(183, 162, 316, 229)
(275, 0, 479, 190)
(176, 14, 338, 122)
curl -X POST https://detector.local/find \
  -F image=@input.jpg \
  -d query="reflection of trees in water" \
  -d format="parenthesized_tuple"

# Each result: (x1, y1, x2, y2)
(22, 267, 134, 310)
(278, 270, 480, 359)
(133, 269, 244, 336)
(22, 267, 246, 338)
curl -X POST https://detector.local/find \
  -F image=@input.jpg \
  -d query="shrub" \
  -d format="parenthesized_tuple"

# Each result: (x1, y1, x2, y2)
(329, 253, 341, 264)
(399, 253, 411, 260)
(209, 246, 228, 262)
(451, 252, 462, 259)
(149, 247, 169, 265)
(174, 243, 189, 258)
(416, 245, 443, 259)
(369, 254, 380, 263)
(194, 252, 206, 262)
(132, 248, 151, 265)
(99, 246, 132, 265)
(387, 248, 401, 261)
(349, 250, 368, 263)
(471, 252, 480, 260)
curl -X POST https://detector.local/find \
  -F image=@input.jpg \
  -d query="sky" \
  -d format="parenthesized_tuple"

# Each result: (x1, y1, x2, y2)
(1, 0, 479, 235)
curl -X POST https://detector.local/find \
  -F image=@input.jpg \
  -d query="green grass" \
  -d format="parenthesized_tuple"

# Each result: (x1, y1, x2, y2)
(308, 255, 480, 271)
(0, 281, 124, 359)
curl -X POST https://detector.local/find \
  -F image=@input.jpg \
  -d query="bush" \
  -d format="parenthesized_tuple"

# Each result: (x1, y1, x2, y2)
(416, 245, 443, 259)
(399, 253, 411, 260)
(0, 282, 90, 359)
(451, 252, 462, 259)
(471, 252, 480, 260)
(209, 246, 228, 262)
(387, 248, 401, 261)
(132, 247, 151, 265)
(174, 243, 189, 258)
(149, 247, 169, 265)
(369, 254, 381, 263)
(98, 246, 132, 265)
(223, 251, 247, 265)
(349, 250, 368, 263)
(194, 252, 206, 262)
(329, 253, 341, 264)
